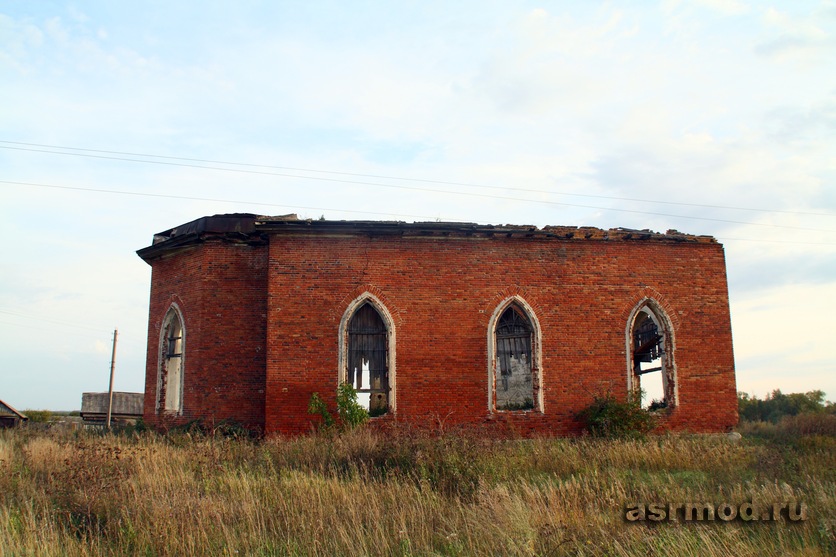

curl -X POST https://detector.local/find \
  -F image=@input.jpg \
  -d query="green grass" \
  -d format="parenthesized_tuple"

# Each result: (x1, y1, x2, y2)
(0, 423, 833, 556)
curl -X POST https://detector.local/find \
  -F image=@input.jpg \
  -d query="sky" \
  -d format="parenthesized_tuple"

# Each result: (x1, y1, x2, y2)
(1, 0, 834, 411)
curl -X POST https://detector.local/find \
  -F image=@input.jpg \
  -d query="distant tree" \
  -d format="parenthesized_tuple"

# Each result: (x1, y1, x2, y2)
(24, 410, 52, 423)
(738, 390, 829, 423)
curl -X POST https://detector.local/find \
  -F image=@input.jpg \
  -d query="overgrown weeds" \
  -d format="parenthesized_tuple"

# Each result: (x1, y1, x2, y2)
(739, 412, 836, 440)
(576, 392, 656, 439)
(308, 382, 368, 432)
(0, 425, 833, 556)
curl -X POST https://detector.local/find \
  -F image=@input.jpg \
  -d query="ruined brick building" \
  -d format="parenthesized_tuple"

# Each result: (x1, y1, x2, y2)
(137, 214, 738, 436)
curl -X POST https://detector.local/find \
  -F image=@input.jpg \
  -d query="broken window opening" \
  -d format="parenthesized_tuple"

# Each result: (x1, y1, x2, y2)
(158, 307, 184, 413)
(347, 302, 389, 416)
(629, 305, 675, 410)
(495, 304, 536, 411)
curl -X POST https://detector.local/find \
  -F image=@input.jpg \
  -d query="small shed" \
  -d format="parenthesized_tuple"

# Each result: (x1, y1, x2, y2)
(0, 399, 28, 428)
(80, 392, 144, 425)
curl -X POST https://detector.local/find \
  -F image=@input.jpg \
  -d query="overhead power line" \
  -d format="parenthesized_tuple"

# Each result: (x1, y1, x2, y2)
(0, 319, 113, 340)
(2, 178, 834, 233)
(1, 139, 833, 218)
(3, 179, 836, 245)
(0, 308, 112, 334)
(0, 308, 144, 344)
(714, 237, 836, 247)
(0, 180, 442, 221)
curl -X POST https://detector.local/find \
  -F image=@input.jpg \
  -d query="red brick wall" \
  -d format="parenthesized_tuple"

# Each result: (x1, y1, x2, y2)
(262, 234, 737, 436)
(141, 227, 737, 436)
(143, 240, 268, 432)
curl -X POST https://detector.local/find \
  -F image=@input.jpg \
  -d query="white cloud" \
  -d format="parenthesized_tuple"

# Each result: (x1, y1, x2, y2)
(756, 5, 834, 62)
(694, 0, 749, 16)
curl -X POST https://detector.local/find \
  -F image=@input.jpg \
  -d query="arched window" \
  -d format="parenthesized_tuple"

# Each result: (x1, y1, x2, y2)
(346, 302, 390, 416)
(628, 302, 676, 410)
(491, 300, 540, 411)
(158, 306, 184, 413)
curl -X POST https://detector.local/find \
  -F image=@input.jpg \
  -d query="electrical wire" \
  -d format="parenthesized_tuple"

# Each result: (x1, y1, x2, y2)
(0, 310, 144, 345)
(3, 179, 834, 245)
(0, 309, 113, 334)
(0, 180, 441, 220)
(715, 237, 836, 247)
(0, 320, 113, 340)
(2, 178, 833, 234)
(1, 140, 833, 219)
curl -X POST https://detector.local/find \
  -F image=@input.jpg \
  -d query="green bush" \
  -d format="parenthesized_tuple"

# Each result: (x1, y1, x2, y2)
(308, 383, 368, 431)
(577, 392, 655, 439)
(336, 382, 368, 429)
(307, 392, 335, 431)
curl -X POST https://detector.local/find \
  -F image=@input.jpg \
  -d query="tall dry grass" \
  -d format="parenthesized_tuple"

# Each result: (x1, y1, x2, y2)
(0, 424, 833, 556)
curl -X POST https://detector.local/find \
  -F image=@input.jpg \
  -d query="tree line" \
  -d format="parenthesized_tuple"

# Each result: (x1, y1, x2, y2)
(738, 389, 834, 423)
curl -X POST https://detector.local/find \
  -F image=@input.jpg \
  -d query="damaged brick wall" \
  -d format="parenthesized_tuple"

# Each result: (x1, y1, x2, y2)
(262, 230, 737, 436)
(142, 240, 268, 432)
(140, 218, 738, 436)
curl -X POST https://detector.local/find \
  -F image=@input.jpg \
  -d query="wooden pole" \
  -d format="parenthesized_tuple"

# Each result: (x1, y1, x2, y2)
(106, 329, 118, 429)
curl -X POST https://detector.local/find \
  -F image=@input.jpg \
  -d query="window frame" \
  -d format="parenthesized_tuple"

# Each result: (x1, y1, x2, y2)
(626, 299, 678, 410)
(338, 293, 397, 415)
(157, 304, 185, 414)
(488, 296, 543, 413)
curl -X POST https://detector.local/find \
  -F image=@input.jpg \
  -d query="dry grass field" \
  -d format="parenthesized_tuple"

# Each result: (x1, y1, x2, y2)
(1, 419, 834, 556)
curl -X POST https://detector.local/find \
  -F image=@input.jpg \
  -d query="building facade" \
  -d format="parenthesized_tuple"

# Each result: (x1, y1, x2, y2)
(0, 399, 27, 428)
(138, 214, 738, 436)
(80, 392, 144, 426)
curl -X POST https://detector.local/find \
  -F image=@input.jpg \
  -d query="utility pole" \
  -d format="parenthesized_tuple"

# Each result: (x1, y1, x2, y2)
(106, 328, 118, 429)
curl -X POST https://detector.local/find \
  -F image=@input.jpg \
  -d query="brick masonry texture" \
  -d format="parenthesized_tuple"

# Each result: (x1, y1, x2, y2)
(138, 216, 738, 436)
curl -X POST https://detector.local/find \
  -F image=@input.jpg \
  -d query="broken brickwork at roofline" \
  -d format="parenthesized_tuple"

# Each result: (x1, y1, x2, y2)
(137, 214, 738, 436)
